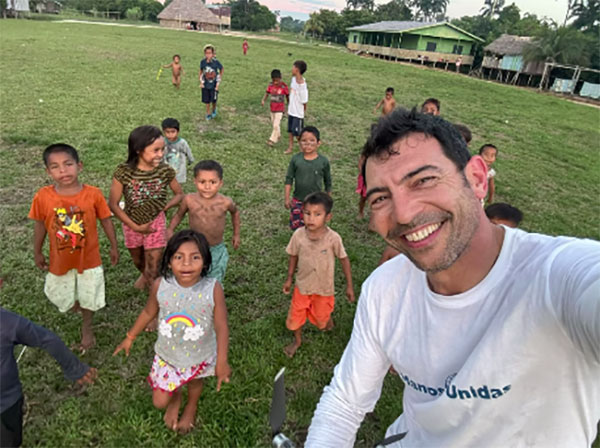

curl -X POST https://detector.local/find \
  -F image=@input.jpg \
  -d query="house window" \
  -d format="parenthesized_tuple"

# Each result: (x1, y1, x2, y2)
(426, 42, 437, 52)
(453, 45, 464, 54)
(353, 35, 357, 43)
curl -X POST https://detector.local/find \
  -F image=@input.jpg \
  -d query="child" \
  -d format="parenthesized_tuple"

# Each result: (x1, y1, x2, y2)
(454, 123, 472, 146)
(479, 143, 498, 204)
(373, 87, 396, 115)
(284, 60, 308, 154)
(167, 160, 240, 285)
(0, 307, 97, 447)
(242, 39, 249, 56)
(28, 144, 119, 352)
(355, 154, 367, 217)
(284, 126, 331, 230)
(199, 44, 223, 121)
(108, 126, 183, 331)
(261, 69, 289, 147)
(485, 203, 523, 228)
(113, 230, 231, 434)
(282, 192, 354, 357)
(421, 98, 441, 115)
(161, 118, 194, 184)
(162, 54, 184, 89)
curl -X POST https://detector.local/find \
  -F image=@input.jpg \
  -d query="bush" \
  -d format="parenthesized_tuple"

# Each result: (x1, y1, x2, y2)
(125, 6, 142, 20)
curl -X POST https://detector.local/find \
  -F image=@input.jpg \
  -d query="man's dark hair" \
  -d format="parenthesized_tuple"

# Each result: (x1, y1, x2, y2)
(299, 126, 320, 142)
(454, 123, 472, 144)
(43, 143, 80, 167)
(485, 203, 523, 226)
(303, 191, 333, 214)
(194, 159, 223, 179)
(479, 143, 498, 155)
(160, 229, 212, 279)
(422, 98, 441, 112)
(361, 108, 471, 184)
(271, 69, 282, 79)
(161, 117, 180, 131)
(293, 60, 307, 74)
(386, 87, 394, 94)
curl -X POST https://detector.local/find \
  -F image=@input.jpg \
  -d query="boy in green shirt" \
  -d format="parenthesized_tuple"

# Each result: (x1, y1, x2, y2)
(284, 126, 331, 230)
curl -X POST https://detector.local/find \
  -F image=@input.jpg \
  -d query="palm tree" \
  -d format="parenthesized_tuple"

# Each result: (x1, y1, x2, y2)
(409, 0, 448, 22)
(480, 0, 505, 18)
(523, 25, 591, 66)
(304, 13, 324, 38)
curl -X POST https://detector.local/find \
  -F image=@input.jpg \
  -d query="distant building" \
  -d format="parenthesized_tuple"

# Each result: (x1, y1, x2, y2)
(6, 0, 30, 12)
(483, 34, 545, 76)
(206, 4, 230, 30)
(347, 21, 483, 68)
(157, 0, 221, 31)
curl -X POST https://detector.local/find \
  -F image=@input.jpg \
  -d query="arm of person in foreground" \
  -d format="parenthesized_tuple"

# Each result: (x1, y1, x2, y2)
(9, 309, 96, 384)
(550, 241, 600, 363)
(163, 177, 184, 212)
(305, 286, 390, 447)
(166, 196, 188, 241)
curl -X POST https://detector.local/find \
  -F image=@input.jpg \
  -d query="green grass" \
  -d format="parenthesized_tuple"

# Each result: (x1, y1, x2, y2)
(0, 20, 598, 447)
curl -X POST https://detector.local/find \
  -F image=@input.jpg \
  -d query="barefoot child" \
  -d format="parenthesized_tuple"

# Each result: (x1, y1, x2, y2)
(284, 60, 308, 154)
(162, 54, 184, 89)
(162, 118, 194, 184)
(284, 126, 331, 230)
(167, 160, 240, 285)
(282, 192, 354, 357)
(108, 126, 183, 328)
(1, 307, 97, 447)
(479, 143, 498, 204)
(373, 87, 396, 115)
(199, 44, 223, 121)
(28, 144, 119, 352)
(261, 69, 289, 147)
(113, 230, 231, 433)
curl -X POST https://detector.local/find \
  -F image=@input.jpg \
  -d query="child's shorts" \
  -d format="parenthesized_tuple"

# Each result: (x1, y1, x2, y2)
(207, 242, 229, 284)
(202, 88, 218, 104)
(44, 266, 105, 313)
(147, 354, 216, 393)
(122, 212, 166, 250)
(287, 115, 304, 137)
(289, 198, 304, 230)
(286, 286, 335, 331)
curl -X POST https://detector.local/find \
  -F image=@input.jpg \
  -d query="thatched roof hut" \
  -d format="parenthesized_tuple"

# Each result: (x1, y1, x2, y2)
(484, 34, 533, 56)
(157, 0, 221, 31)
(482, 34, 543, 74)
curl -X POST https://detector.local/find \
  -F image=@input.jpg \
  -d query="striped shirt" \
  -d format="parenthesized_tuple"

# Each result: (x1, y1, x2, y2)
(113, 163, 176, 225)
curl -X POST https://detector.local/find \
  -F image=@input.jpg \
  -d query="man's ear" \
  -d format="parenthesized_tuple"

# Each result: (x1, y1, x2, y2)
(464, 155, 488, 200)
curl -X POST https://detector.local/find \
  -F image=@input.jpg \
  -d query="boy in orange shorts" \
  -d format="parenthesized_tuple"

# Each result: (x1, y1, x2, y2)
(282, 192, 354, 357)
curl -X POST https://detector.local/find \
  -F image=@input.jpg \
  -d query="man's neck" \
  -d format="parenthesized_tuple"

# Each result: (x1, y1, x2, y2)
(427, 219, 505, 296)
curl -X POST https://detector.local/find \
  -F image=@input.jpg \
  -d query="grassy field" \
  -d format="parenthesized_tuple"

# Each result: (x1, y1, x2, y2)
(0, 19, 598, 447)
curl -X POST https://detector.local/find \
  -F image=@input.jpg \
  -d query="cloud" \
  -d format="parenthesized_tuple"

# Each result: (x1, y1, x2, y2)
(183, 325, 205, 342)
(159, 320, 172, 338)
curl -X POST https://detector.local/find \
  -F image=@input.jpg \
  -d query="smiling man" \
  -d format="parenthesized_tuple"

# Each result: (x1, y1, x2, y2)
(305, 108, 600, 446)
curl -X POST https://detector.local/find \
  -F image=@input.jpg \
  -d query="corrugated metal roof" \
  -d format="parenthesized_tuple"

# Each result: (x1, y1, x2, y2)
(347, 21, 437, 33)
(484, 34, 534, 55)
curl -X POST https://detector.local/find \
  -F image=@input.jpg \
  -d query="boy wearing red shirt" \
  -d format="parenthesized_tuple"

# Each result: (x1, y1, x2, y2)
(261, 69, 289, 147)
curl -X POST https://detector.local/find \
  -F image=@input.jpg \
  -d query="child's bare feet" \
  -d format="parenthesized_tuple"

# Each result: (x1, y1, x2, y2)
(134, 273, 147, 290)
(283, 147, 293, 154)
(325, 318, 334, 331)
(79, 333, 96, 353)
(266, 140, 275, 147)
(177, 404, 197, 434)
(163, 390, 182, 431)
(145, 317, 158, 332)
(284, 341, 301, 358)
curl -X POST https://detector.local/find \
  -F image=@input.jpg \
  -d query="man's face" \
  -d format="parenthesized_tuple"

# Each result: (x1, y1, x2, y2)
(365, 133, 482, 273)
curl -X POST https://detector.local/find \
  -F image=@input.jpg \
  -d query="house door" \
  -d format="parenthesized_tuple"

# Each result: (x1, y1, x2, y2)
(426, 42, 437, 52)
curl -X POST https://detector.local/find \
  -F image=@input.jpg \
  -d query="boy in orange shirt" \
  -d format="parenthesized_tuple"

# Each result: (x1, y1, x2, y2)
(282, 192, 354, 357)
(29, 144, 119, 352)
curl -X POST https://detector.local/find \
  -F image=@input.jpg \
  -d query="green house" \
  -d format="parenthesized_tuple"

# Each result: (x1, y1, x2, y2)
(347, 21, 483, 67)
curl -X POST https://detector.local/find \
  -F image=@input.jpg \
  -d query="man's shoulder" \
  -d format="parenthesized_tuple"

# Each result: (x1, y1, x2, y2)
(363, 254, 417, 294)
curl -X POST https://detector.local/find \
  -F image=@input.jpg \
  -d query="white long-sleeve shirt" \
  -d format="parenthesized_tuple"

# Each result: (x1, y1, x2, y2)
(306, 228, 600, 447)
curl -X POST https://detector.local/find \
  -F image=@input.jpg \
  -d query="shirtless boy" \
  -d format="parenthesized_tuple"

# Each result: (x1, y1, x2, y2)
(162, 54, 184, 89)
(166, 160, 240, 284)
(373, 87, 396, 115)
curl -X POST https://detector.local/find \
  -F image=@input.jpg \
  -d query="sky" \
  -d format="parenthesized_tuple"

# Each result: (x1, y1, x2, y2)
(220, 0, 570, 24)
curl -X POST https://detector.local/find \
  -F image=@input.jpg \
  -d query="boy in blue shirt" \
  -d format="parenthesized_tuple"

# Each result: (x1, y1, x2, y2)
(199, 44, 223, 121)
